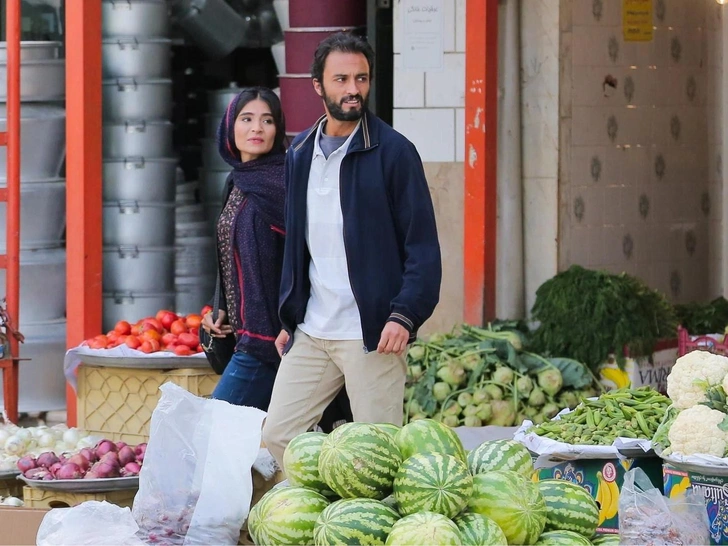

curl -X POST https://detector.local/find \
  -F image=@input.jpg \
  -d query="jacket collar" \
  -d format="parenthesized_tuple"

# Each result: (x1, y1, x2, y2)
(293, 110, 377, 154)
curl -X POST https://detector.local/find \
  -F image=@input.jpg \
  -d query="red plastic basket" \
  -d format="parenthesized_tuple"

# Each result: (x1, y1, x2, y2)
(677, 326, 728, 357)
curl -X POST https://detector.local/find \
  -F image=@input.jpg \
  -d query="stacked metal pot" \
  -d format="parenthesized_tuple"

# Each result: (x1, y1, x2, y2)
(0, 41, 67, 413)
(101, 0, 178, 330)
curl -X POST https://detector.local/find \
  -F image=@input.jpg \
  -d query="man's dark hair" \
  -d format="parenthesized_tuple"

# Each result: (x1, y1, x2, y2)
(311, 32, 375, 82)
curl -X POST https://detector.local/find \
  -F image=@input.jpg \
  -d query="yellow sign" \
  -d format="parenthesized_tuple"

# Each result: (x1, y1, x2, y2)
(622, 0, 653, 42)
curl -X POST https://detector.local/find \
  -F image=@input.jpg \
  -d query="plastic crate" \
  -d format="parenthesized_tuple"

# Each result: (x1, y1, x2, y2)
(22, 485, 136, 509)
(677, 325, 728, 357)
(0, 476, 22, 499)
(76, 364, 219, 444)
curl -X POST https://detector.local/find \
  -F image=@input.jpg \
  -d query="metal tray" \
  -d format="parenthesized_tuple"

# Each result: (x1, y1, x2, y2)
(0, 470, 19, 479)
(661, 454, 728, 477)
(76, 351, 208, 369)
(19, 475, 139, 492)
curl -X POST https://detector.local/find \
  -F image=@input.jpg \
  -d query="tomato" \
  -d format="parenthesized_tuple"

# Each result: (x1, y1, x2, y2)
(147, 339, 161, 352)
(125, 336, 141, 350)
(131, 324, 141, 336)
(106, 331, 120, 343)
(141, 329, 161, 342)
(170, 320, 188, 336)
(139, 341, 153, 354)
(195, 345, 203, 354)
(155, 309, 173, 322)
(161, 333, 177, 347)
(185, 314, 202, 330)
(114, 320, 132, 335)
(177, 332, 199, 349)
(159, 311, 179, 331)
(173, 345, 192, 356)
(141, 319, 164, 334)
(200, 305, 212, 316)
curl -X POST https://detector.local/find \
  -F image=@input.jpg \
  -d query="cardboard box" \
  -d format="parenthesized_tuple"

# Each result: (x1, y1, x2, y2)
(663, 463, 728, 545)
(599, 341, 678, 393)
(535, 457, 663, 534)
(0, 507, 49, 545)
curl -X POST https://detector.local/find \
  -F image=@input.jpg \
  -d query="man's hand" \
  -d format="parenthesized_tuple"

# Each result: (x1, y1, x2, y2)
(378, 322, 409, 356)
(275, 330, 290, 357)
(201, 310, 233, 337)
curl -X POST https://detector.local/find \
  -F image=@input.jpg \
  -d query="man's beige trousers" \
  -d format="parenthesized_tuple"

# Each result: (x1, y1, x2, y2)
(262, 328, 407, 468)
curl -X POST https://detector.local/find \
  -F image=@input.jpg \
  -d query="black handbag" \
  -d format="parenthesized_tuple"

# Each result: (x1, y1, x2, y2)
(199, 273, 236, 375)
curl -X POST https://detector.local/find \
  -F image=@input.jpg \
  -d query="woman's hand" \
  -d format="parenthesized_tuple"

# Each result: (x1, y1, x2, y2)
(202, 310, 233, 338)
(275, 330, 290, 357)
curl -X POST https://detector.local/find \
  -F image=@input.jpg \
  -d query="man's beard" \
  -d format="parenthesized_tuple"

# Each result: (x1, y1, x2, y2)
(322, 86, 369, 122)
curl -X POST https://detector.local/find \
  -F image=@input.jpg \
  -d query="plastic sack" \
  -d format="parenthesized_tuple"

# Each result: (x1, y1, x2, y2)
(132, 382, 266, 545)
(37, 501, 145, 546)
(619, 467, 710, 545)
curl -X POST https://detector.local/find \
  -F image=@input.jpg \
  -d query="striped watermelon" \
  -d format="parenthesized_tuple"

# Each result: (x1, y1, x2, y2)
(468, 470, 546, 545)
(384, 511, 462, 546)
(381, 495, 400, 514)
(394, 453, 473, 518)
(591, 534, 620, 545)
(467, 439, 534, 477)
(313, 498, 400, 545)
(534, 530, 593, 546)
(283, 432, 337, 497)
(376, 423, 401, 440)
(248, 486, 330, 546)
(318, 422, 402, 499)
(395, 419, 467, 463)
(453, 513, 507, 546)
(537, 479, 599, 537)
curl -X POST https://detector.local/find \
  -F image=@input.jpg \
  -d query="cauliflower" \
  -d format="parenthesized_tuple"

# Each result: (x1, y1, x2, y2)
(668, 405, 728, 457)
(666, 350, 728, 409)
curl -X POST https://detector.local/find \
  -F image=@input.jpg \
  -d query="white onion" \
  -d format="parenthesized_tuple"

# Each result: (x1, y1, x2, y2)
(62, 429, 81, 446)
(0, 455, 18, 471)
(1, 496, 24, 506)
(0, 430, 10, 445)
(4, 437, 24, 455)
(31, 426, 48, 439)
(37, 433, 55, 448)
(14, 429, 31, 442)
(76, 436, 97, 449)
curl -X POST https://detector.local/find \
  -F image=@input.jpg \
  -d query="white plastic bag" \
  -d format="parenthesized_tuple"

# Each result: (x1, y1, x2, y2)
(36, 501, 145, 546)
(132, 382, 266, 545)
(619, 467, 710, 545)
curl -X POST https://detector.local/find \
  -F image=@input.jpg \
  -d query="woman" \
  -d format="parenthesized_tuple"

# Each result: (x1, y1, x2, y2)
(201, 86, 287, 410)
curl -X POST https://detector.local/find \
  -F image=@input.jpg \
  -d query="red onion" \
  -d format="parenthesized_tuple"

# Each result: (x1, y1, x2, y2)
(92, 461, 120, 478)
(16, 456, 36, 473)
(84, 471, 100, 480)
(134, 443, 147, 464)
(118, 446, 135, 466)
(42, 472, 55, 480)
(36, 452, 60, 469)
(56, 463, 83, 480)
(100, 452, 120, 468)
(124, 461, 141, 475)
(95, 440, 117, 456)
(115, 441, 128, 450)
(80, 447, 98, 463)
(24, 468, 47, 480)
(49, 462, 62, 476)
(67, 454, 90, 472)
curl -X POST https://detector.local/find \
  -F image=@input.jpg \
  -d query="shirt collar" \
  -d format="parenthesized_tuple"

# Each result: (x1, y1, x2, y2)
(313, 119, 362, 158)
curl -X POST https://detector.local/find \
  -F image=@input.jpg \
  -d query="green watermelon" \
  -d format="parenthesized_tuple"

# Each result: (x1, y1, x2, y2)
(537, 479, 599, 537)
(394, 452, 473, 518)
(467, 439, 534, 477)
(468, 470, 546, 545)
(318, 422, 402, 499)
(283, 432, 337, 497)
(454, 513, 507, 546)
(395, 419, 467, 462)
(384, 511, 462, 546)
(591, 534, 620, 545)
(313, 498, 400, 545)
(248, 486, 330, 546)
(376, 423, 401, 440)
(534, 530, 593, 546)
(381, 495, 399, 513)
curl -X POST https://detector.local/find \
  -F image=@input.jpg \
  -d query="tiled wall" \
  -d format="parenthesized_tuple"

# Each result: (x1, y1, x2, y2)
(559, 0, 723, 303)
(392, 0, 466, 333)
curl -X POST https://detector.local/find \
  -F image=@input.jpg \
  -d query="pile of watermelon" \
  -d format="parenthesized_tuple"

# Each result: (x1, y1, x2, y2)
(248, 419, 620, 545)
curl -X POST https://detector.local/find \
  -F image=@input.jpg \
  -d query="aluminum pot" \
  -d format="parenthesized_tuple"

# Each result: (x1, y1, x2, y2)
(0, 247, 66, 322)
(175, 275, 215, 316)
(207, 84, 244, 114)
(0, 178, 65, 250)
(289, 0, 365, 28)
(103, 78, 173, 122)
(103, 245, 175, 292)
(272, 0, 289, 30)
(176, 220, 209, 239)
(175, 236, 215, 276)
(285, 27, 358, 74)
(199, 168, 229, 204)
(169, 0, 246, 59)
(103, 121, 173, 158)
(0, 104, 65, 180)
(0, 41, 61, 61)
(102, 0, 170, 38)
(271, 41, 285, 74)
(103, 157, 177, 203)
(176, 203, 205, 223)
(175, 181, 199, 206)
(0, 318, 67, 413)
(102, 291, 176, 331)
(279, 74, 324, 133)
(103, 38, 172, 79)
(201, 138, 227, 170)
(103, 201, 176, 246)
(0, 59, 65, 102)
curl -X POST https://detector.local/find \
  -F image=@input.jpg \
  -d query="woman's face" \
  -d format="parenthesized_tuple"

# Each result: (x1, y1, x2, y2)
(234, 98, 277, 162)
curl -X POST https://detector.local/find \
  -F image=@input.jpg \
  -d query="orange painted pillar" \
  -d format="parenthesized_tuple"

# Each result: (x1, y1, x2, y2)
(65, 3, 103, 427)
(464, 0, 498, 324)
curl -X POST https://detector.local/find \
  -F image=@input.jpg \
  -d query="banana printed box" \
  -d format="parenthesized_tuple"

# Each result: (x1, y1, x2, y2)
(599, 343, 678, 394)
(663, 463, 728, 545)
(535, 457, 663, 534)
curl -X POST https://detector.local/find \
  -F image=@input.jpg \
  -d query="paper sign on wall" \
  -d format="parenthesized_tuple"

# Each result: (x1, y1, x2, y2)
(401, 0, 444, 71)
(622, 0, 653, 42)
